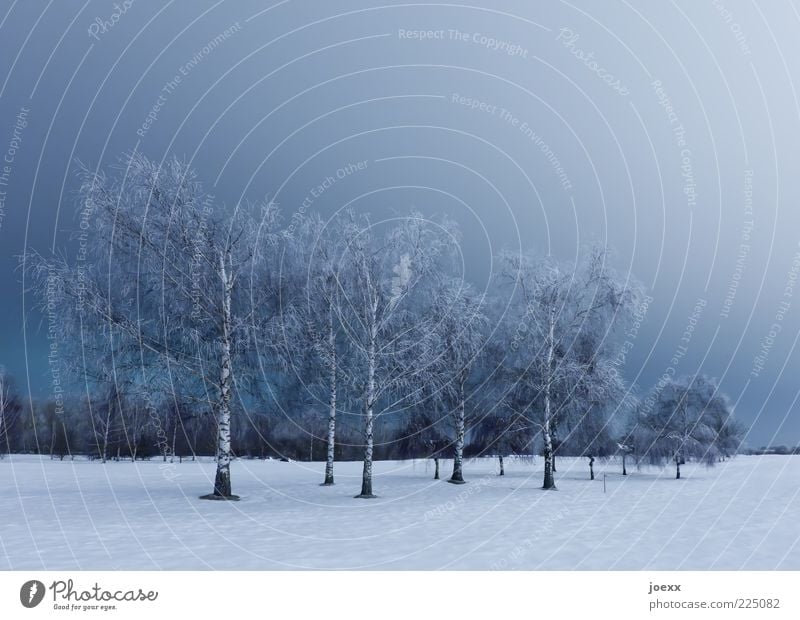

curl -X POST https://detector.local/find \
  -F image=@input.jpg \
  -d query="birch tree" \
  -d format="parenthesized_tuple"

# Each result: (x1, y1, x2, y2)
(497, 248, 638, 490)
(27, 153, 269, 499)
(338, 211, 453, 498)
(288, 214, 352, 485)
(429, 280, 487, 484)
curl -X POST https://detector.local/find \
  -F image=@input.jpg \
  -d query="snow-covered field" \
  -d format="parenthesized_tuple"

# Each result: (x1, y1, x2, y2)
(1, 454, 797, 570)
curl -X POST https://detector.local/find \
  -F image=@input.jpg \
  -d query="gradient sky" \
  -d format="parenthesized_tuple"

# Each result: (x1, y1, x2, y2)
(1, 0, 799, 446)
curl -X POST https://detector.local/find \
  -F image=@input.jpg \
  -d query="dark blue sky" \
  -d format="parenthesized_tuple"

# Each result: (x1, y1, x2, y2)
(1, 0, 799, 446)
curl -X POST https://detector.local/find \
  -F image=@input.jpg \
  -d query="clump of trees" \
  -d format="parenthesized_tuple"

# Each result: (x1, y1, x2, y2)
(15, 154, 747, 499)
(626, 375, 744, 478)
(0, 367, 23, 458)
(743, 445, 800, 455)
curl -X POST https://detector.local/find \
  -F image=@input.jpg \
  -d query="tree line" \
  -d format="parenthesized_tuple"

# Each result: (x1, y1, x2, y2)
(12, 154, 745, 499)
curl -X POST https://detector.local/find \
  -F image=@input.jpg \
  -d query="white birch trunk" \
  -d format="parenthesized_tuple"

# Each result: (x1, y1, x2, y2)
(449, 378, 466, 483)
(542, 306, 556, 490)
(204, 251, 237, 499)
(323, 306, 337, 485)
(357, 301, 377, 498)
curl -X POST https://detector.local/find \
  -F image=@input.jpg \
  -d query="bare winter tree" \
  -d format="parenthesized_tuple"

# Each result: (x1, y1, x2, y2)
(193, 199, 279, 500)
(0, 367, 23, 457)
(470, 405, 529, 475)
(496, 247, 639, 490)
(337, 211, 454, 498)
(287, 213, 353, 485)
(429, 279, 487, 484)
(397, 402, 449, 479)
(26, 153, 271, 499)
(638, 375, 739, 478)
(92, 382, 121, 463)
(616, 439, 635, 476)
(463, 313, 523, 476)
(560, 402, 617, 480)
(617, 391, 649, 475)
(558, 325, 635, 480)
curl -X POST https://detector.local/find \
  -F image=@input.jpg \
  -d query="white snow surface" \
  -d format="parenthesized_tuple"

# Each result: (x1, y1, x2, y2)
(1, 454, 797, 570)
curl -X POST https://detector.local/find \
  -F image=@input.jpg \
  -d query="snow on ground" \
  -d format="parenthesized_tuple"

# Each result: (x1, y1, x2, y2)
(0, 454, 798, 570)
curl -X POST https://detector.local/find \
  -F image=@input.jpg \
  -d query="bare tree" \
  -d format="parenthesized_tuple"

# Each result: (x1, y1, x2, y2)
(470, 406, 529, 475)
(397, 403, 449, 478)
(560, 402, 617, 480)
(338, 211, 453, 498)
(559, 328, 634, 480)
(637, 375, 736, 478)
(429, 280, 487, 484)
(0, 368, 22, 457)
(93, 383, 121, 463)
(26, 154, 270, 499)
(288, 214, 353, 485)
(496, 248, 638, 490)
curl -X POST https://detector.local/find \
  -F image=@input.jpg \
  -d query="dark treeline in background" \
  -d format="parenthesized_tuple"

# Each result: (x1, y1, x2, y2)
(4, 154, 747, 499)
(0, 367, 754, 471)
